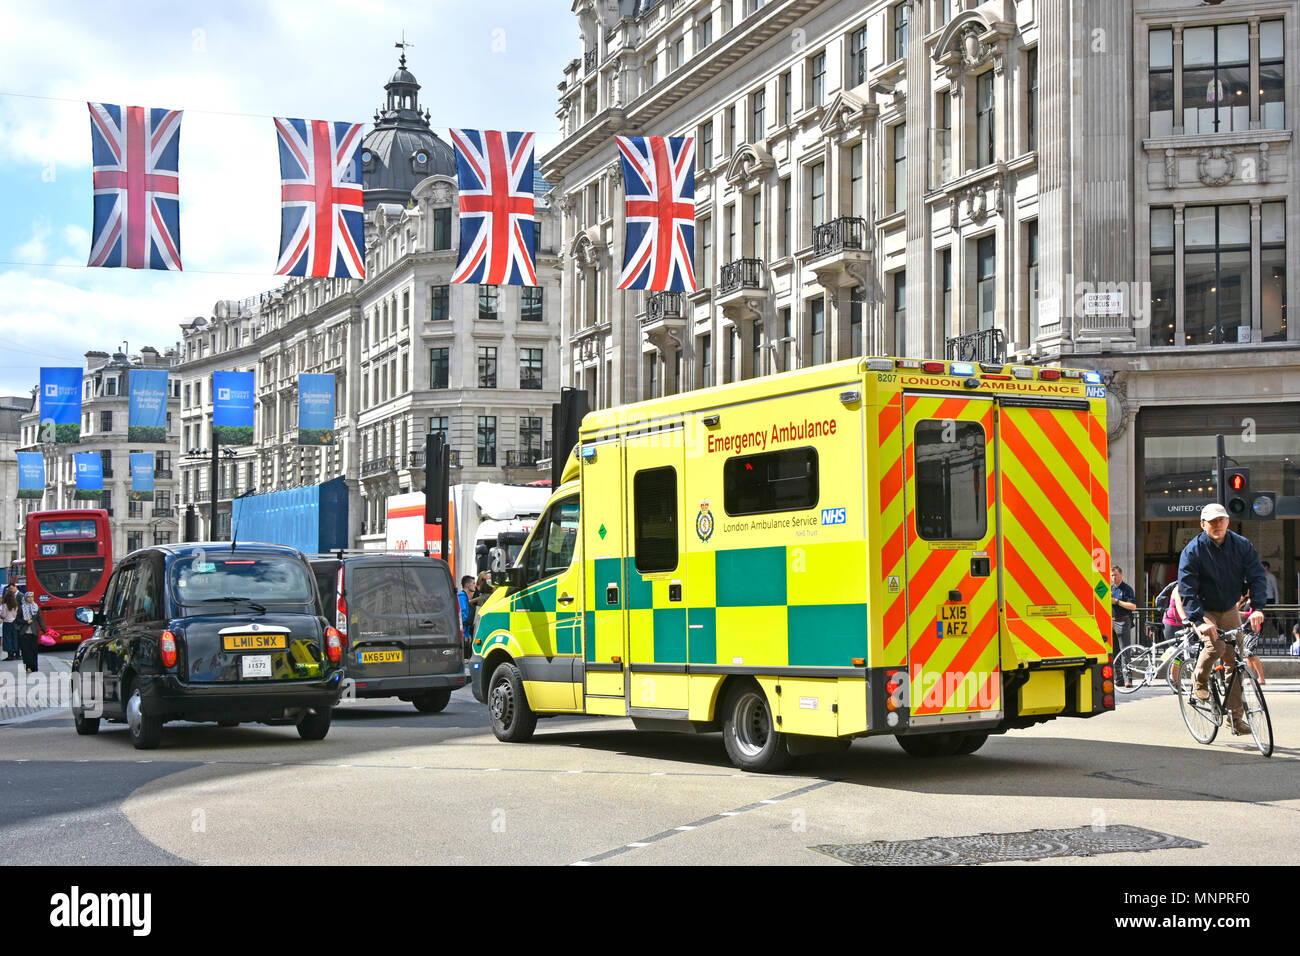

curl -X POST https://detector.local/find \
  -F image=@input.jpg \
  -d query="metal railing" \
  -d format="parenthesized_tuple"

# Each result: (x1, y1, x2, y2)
(506, 449, 543, 468)
(1128, 604, 1300, 657)
(407, 449, 460, 469)
(946, 328, 1006, 365)
(645, 291, 684, 323)
(154, 469, 173, 479)
(361, 456, 394, 477)
(718, 258, 764, 295)
(811, 217, 868, 259)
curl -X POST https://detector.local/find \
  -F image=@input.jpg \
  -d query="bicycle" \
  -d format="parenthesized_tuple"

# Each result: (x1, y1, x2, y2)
(1175, 627, 1273, 757)
(1113, 630, 1189, 694)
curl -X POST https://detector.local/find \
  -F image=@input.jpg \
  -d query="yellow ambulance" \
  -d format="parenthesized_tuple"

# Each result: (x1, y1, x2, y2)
(470, 356, 1117, 772)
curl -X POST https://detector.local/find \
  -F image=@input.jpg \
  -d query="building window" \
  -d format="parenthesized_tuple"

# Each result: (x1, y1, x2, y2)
(749, 192, 762, 257)
(808, 297, 825, 366)
(752, 318, 764, 377)
(941, 248, 953, 343)
(1183, 23, 1250, 135)
(697, 15, 713, 49)
(430, 284, 450, 321)
(100, 411, 113, 433)
(155, 451, 170, 473)
(646, 353, 659, 398)
(699, 214, 712, 286)
(1150, 208, 1176, 347)
(891, 2, 909, 62)
(477, 416, 497, 466)
(433, 207, 452, 250)
(402, 290, 410, 327)
(429, 348, 449, 389)
(1026, 220, 1040, 343)
(809, 162, 825, 233)
(728, 325, 739, 382)
(892, 124, 906, 213)
(478, 285, 498, 320)
(520, 417, 543, 462)
(127, 531, 144, 553)
(674, 36, 685, 71)
(648, 56, 658, 87)
(781, 70, 792, 126)
(892, 271, 907, 356)
(976, 235, 996, 331)
(700, 333, 712, 387)
(725, 105, 736, 156)
(1026, 47, 1038, 151)
(781, 308, 793, 372)
(428, 416, 449, 446)
(849, 143, 863, 218)
(1260, 21, 1284, 129)
(751, 88, 765, 143)
(975, 71, 995, 167)
(520, 348, 543, 389)
(809, 51, 826, 106)
(934, 89, 953, 187)
(778, 178, 791, 258)
(699, 120, 714, 168)
(154, 531, 172, 546)
(129, 499, 143, 519)
(1261, 202, 1286, 342)
(937, 0, 951, 26)
(520, 286, 542, 322)
(850, 286, 865, 356)
(1184, 204, 1251, 345)
(850, 26, 868, 86)
(478, 346, 498, 389)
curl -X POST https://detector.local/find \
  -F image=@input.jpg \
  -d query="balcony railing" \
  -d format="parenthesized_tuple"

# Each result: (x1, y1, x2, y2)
(407, 449, 461, 469)
(155, 469, 173, 479)
(811, 217, 868, 258)
(946, 328, 1006, 365)
(718, 258, 764, 295)
(506, 449, 543, 468)
(362, 456, 394, 477)
(644, 291, 685, 324)
(152, 507, 175, 518)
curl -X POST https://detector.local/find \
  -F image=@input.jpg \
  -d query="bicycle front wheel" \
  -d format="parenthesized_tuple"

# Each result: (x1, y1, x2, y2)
(1113, 645, 1150, 694)
(1177, 665, 1219, 744)
(1238, 667, 1273, 758)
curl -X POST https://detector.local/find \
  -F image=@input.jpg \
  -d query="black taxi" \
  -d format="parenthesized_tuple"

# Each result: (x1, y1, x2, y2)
(71, 542, 344, 749)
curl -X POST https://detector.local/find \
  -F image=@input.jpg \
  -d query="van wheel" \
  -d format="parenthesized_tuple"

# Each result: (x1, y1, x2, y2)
(488, 663, 536, 742)
(895, 732, 962, 757)
(412, 689, 452, 714)
(71, 670, 100, 736)
(297, 708, 332, 741)
(722, 683, 791, 773)
(126, 686, 162, 750)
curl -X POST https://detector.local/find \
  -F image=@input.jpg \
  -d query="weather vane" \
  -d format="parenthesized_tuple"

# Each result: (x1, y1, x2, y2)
(395, 31, 415, 67)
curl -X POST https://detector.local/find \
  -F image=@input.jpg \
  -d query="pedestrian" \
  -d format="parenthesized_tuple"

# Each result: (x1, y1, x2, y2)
(17, 589, 47, 674)
(1289, 623, 1300, 657)
(1177, 503, 1269, 736)
(1261, 561, 1280, 605)
(459, 575, 474, 636)
(471, 571, 494, 614)
(1, 584, 18, 660)
(1159, 583, 1188, 643)
(1110, 565, 1137, 659)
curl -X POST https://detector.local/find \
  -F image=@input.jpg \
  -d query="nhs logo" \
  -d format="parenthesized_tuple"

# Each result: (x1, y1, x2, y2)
(821, 507, 846, 525)
(1085, 385, 1106, 399)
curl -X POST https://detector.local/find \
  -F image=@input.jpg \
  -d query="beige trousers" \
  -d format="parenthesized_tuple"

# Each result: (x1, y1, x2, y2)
(1193, 608, 1243, 716)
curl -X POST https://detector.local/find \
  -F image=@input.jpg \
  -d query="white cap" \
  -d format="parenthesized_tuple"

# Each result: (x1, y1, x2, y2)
(1200, 503, 1230, 521)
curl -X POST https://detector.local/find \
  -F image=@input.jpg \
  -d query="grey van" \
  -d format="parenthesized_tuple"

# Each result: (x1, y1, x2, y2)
(310, 554, 467, 712)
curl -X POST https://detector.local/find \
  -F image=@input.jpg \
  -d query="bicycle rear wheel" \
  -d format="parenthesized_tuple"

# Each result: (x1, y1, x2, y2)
(1238, 667, 1273, 758)
(1113, 645, 1150, 694)
(1176, 665, 1219, 744)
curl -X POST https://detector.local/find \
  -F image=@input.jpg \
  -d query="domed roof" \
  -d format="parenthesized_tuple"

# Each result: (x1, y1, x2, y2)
(361, 51, 455, 211)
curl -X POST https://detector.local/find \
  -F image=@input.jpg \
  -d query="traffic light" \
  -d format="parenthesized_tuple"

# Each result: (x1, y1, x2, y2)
(1225, 467, 1250, 516)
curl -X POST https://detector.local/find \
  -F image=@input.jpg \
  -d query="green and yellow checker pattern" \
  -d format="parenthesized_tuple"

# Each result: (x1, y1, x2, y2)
(477, 577, 582, 659)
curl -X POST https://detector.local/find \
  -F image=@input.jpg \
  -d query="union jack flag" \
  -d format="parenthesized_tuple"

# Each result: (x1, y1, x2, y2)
(274, 118, 366, 279)
(616, 135, 696, 293)
(87, 103, 183, 271)
(449, 129, 537, 286)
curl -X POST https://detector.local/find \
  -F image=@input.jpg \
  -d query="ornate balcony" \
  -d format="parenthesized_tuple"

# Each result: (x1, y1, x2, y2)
(717, 258, 768, 321)
(811, 216, 871, 289)
(152, 507, 175, 518)
(640, 291, 688, 353)
(506, 449, 543, 468)
(361, 456, 394, 477)
(946, 328, 1006, 365)
(155, 469, 173, 480)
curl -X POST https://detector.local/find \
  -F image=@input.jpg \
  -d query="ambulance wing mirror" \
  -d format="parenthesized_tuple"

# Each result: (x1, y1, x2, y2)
(489, 547, 523, 590)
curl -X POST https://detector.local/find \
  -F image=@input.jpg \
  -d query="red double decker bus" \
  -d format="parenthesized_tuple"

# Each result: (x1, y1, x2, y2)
(23, 509, 114, 644)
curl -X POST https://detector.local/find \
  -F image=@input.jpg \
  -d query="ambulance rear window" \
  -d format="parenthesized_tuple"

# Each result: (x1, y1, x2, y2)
(914, 421, 987, 540)
(723, 447, 819, 516)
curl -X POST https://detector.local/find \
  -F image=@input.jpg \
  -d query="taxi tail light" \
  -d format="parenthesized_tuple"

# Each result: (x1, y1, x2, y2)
(325, 627, 343, 664)
(160, 630, 177, 669)
(335, 565, 348, 644)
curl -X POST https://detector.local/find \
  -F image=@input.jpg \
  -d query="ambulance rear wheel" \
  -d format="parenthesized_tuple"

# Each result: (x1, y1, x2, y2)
(895, 732, 962, 757)
(488, 662, 536, 743)
(722, 684, 791, 773)
(952, 731, 989, 755)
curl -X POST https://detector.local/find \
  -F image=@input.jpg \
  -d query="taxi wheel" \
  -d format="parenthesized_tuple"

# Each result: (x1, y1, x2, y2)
(722, 683, 791, 773)
(895, 732, 962, 757)
(412, 689, 452, 714)
(488, 663, 536, 743)
(126, 685, 162, 750)
(296, 708, 332, 741)
(71, 669, 100, 736)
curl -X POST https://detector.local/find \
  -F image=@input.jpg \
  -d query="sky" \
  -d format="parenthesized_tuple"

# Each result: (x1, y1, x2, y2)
(0, 0, 575, 397)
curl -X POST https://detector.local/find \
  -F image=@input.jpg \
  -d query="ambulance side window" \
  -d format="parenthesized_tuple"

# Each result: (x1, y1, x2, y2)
(914, 421, 987, 540)
(634, 467, 678, 573)
(723, 447, 819, 516)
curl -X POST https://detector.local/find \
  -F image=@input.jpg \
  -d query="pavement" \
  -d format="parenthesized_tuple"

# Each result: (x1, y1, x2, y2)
(1, 663, 1297, 866)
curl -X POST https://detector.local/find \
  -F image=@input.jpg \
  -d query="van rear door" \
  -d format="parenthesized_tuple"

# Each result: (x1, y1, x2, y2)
(345, 560, 412, 681)
(900, 394, 1003, 725)
(404, 561, 463, 679)
(995, 398, 1110, 663)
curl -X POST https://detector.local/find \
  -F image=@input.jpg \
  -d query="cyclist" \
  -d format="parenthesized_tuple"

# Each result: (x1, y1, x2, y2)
(1177, 502, 1268, 735)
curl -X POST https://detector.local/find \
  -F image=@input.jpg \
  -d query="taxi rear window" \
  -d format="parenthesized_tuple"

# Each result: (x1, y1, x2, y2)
(171, 554, 315, 605)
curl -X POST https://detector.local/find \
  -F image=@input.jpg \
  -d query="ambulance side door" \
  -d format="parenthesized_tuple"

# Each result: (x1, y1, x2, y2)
(580, 438, 628, 705)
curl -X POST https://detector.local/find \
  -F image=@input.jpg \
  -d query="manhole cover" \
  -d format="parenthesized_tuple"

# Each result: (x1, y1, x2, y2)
(813, 825, 1203, 866)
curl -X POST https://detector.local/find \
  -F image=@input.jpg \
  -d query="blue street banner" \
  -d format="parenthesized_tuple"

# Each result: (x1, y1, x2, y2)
(130, 452, 155, 501)
(39, 367, 83, 443)
(212, 370, 255, 445)
(128, 368, 168, 442)
(17, 452, 45, 500)
(298, 374, 335, 445)
(73, 452, 104, 501)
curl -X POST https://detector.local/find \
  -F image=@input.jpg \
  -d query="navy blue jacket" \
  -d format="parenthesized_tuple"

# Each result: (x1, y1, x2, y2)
(1177, 530, 1269, 624)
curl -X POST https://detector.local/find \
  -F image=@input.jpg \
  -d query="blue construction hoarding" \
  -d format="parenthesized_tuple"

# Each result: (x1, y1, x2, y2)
(230, 477, 348, 554)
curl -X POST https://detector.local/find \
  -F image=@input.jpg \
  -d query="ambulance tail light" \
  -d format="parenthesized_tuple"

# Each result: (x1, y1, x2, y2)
(1103, 694, 1115, 709)
(866, 359, 894, 372)
(921, 361, 946, 373)
(160, 630, 177, 669)
(1102, 664, 1114, 679)
(1038, 368, 1062, 381)
(325, 627, 343, 664)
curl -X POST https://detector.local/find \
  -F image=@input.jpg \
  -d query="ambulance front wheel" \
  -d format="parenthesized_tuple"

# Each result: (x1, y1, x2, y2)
(722, 683, 791, 773)
(488, 662, 537, 743)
